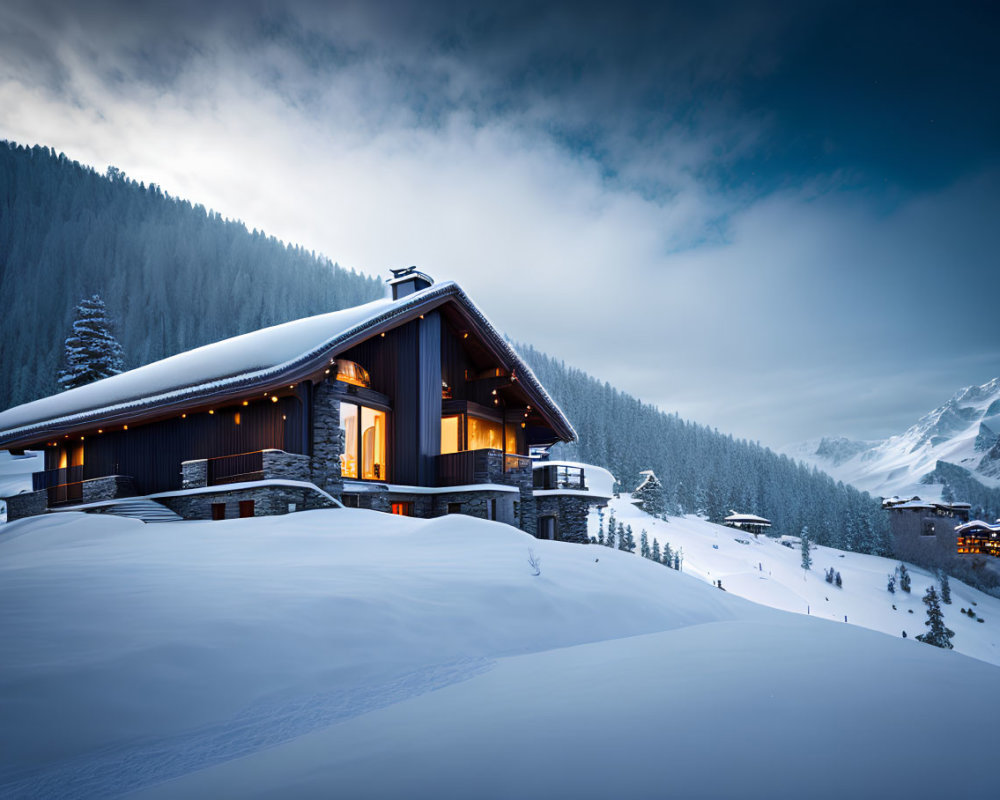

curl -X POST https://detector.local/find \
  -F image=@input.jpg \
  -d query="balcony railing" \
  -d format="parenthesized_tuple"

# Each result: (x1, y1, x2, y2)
(208, 450, 264, 486)
(32, 465, 85, 491)
(533, 465, 586, 491)
(435, 449, 530, 487)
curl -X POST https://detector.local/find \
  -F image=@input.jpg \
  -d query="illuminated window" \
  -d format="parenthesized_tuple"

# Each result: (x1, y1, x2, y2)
(468, 416, 502, 450)
(441, 415, 463, 454)
(340, 402, 359, 479)
(332, 359, 371, 388)
(361, 407, 387, 480)
(391, 502, 413, 516)
(504, 422, 524, 455)
(340, 401, 388, 481)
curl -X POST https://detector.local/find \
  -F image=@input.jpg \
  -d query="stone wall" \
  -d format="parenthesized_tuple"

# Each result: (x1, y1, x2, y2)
(261, 450, 312, 482)
(4, 475, 136, 522)
(181, 459, 208, 489)
(310, 380, 344, 497)
(157, 484, 338, 520)
(535, 494, 594, 544)
(5, 489, 48, 521)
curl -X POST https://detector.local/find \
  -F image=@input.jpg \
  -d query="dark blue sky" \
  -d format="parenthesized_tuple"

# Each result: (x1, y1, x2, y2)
(1, 0, 998, 445)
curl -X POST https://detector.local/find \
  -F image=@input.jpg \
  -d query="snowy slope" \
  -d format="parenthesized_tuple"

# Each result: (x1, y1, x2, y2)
(1, 507, 998, 799)
(787, 377, 1000, 500)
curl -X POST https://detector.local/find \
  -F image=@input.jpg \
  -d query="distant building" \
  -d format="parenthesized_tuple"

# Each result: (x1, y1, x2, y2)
(882, 496, 972, 567)
(955, 519, 1000, 558)
(723, 511, 772, 537)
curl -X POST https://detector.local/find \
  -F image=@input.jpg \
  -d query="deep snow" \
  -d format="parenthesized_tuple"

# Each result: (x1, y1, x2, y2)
(1, 504, 997, 798)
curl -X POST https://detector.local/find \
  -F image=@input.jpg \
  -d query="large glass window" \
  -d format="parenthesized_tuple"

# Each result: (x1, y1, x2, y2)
(361, 407, 387, 480)
(340, 402, 359, 479)
(468, 416, 502, 450)
(441, 415, 463, 454)
(340, 401, 388, 481)
(504, 422, 524, 455)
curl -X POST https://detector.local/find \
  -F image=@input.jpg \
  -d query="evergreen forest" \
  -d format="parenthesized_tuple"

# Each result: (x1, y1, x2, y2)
(0, 142, 383, 410)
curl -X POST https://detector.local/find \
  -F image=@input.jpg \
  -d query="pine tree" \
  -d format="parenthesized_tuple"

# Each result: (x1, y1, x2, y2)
(800, 527, 812, 571)
(57, 294, 126, 390)
(662, 541, 672, 566)
(633, 470, 666, 518)
(835, 571, 842, 588)
(651, 538, 661, 562)
(622, 524, 635, 553)
(597, 516, 605, 546)
(825, 567, 834, 584)
(605, 511, 617, 548)
(887, 574, 896, 594)
(940, 572, 952, 604)
(915, 586, 954, 649)
(640, 530, 649, 558)
(674, 548, 683, 571)
(899, 564, 911, 593)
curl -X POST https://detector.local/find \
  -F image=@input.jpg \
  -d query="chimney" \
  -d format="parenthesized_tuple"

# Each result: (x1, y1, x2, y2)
(388, 266, 433, 300)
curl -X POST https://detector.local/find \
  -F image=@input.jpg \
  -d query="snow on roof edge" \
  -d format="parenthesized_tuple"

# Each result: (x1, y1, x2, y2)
(0, 280, 576, 445)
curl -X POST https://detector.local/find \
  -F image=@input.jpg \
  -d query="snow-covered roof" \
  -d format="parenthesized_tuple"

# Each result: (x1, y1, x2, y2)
(632, 469, 658, 495)
(956, 520, 1000, 535)
(724, 512, 772, 526)
(0, 281, 576, 447)
(531, 460, 616, 498)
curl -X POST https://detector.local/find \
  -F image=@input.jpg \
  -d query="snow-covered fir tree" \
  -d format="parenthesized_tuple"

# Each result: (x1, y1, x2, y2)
(915, 586, 954, 649)
(604, 512, 617, 548)
(662, 541, 672, 566)
(899, 564, 911, 593)
(621, 524, 635, 553)
(939, 571, 952, 604)
(651, 538, 660, 562)
(57, 294, 126, 390)
(800, 527, 812, 571)
(640, 531, 649, 558)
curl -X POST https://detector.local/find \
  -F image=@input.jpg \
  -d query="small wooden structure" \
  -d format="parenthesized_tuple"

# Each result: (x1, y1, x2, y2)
(723, 511, 772, 537)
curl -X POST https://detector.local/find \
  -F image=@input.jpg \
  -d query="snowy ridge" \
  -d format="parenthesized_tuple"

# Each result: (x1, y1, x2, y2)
(787, 377, 1000, 500)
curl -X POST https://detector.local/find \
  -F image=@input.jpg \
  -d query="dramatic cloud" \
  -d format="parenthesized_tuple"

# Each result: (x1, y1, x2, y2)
(1, 0, 997, 446)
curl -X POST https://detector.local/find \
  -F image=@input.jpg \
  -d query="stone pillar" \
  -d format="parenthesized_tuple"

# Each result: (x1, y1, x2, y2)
(181, 459, 208, 489)
(310, 380, 344, 497)
(261, 450, 312, 482)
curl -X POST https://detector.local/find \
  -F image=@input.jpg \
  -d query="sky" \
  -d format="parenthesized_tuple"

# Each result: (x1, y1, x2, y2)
(1, 0, 998, 448)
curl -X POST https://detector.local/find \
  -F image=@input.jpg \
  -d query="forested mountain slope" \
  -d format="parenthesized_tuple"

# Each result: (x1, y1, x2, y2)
(516, 343, 893, 554)
(0, 142, 382, 410)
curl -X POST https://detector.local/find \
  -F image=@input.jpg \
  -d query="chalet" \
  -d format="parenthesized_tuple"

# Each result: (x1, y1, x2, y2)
(0, 270, 605, 542)
(955, 519, 1000, 558)
(882, 496, 972, 567)
(723, 511, 772, 537)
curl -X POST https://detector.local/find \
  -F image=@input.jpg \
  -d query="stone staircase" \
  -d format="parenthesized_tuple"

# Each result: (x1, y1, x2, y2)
(92, 498, 183, 523)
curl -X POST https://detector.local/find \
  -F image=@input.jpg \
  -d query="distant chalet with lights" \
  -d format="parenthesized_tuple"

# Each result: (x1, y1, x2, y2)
(0, 270, 605, 541)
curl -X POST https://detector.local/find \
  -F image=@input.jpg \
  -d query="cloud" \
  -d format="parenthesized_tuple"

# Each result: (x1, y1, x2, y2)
(0, 0, 997, 448)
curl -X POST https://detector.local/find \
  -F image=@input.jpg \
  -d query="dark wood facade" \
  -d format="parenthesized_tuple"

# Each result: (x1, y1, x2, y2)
(8, 287, 571, 505)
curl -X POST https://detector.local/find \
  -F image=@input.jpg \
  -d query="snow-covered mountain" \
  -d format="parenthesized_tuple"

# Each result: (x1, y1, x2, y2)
(2, 502, 997, 798)
(787, 377, 1000, 502)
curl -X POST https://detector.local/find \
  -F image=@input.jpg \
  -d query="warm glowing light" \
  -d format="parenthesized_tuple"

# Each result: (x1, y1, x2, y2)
(181, 413, 186, 419)
(289, 385, 294, 389)
(463, 332, 469, 339)
(491, 389, 497, 395)
(271, 396, 279, 403)
(521, 422, 526, 428)
(380, 332, 386, 338)
(282, 414, 286, 420)
(242, 401, 248, 406)
(98, 429, 103, 434)
(80, 436, 84, 440)
(234, 412, 241, 425)
(208, 409, 214, 415)
(123, 425, 128, 430)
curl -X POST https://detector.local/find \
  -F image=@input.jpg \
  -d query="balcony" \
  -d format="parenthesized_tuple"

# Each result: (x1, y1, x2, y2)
(533, 464, 586, 491)
(207, 450, 265, 486)
(31, 466, 134, 507)
(435, 449, 530, 487)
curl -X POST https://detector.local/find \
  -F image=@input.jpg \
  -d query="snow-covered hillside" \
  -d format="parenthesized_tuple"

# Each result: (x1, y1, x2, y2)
(787, 377, 1000, 501)
(1, 506, 998, 799)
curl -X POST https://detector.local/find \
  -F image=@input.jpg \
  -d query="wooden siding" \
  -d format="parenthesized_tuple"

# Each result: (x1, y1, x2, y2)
(43, 394, 303, 495)
(417, 312, 442, 486)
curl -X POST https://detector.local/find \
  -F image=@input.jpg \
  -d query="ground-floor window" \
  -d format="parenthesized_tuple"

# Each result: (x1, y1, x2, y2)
(211, 502, 226, 520)
(391, 501, 413, 516)
(537, 515, 557, 540)
(447, 502, 462, 514)
(488, 498, 497, 521)
(239, 500, 255, 518)
(341, 494, 360, 508)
